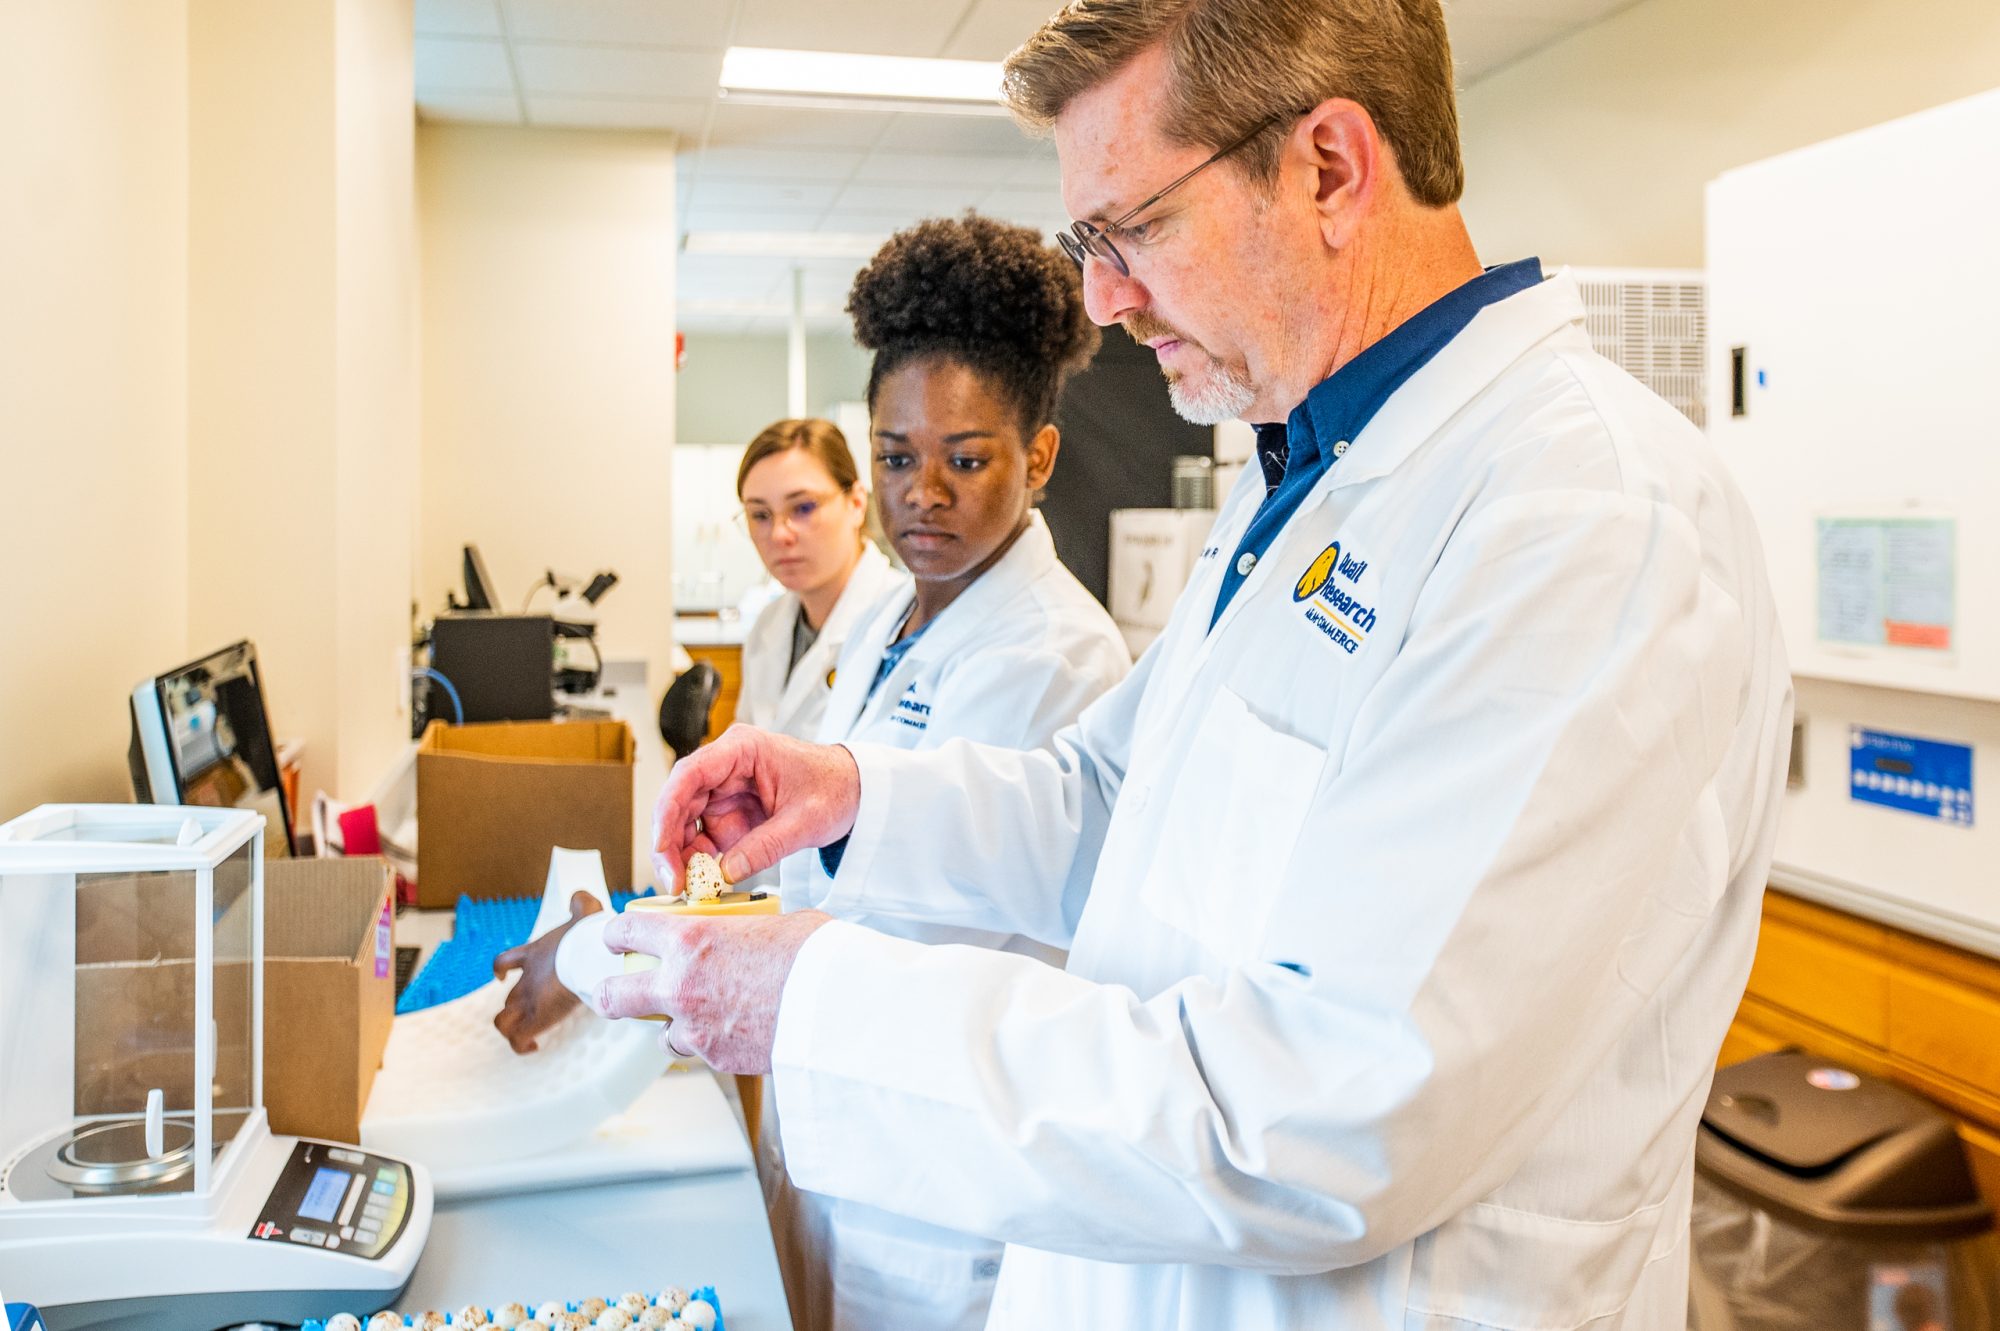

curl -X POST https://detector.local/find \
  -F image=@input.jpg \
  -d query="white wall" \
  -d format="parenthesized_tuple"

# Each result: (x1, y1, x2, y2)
(0, 2, 190, 818)
(1458, 0, 2000, 269)
(676, 330, 872, 446)
(418, 124, 677, 686)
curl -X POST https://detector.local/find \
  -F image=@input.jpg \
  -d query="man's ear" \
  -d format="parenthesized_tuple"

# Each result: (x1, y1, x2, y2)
(1293, 98, 1384, 251)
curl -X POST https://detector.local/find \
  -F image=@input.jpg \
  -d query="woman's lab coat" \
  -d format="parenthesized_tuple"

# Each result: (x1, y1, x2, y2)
(735, 541, 902, 742)
(765, 510, 1131, 1331)
(764, 271, 1795, 1330)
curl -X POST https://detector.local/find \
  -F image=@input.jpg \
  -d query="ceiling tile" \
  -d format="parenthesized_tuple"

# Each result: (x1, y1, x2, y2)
(849, 149, 1026, 187)
(732, 0, 967, 59)
(704, 103, 898, 151)
(684, 203, 831, 232)
(939, 0, 1061, 61)
(873, 114, 1037, 155)
(414, 36, 517, 93)
(416, 91, 526, 124)
(416, 0, 505, 38)
(831, 181, 993, 215)
(526, 95, 708, 132)
(502, 0, 736, 49)
(695, 146, 868, 183)
(813, 208, 939, 233)
(692, 180, 843, 212)
(514, 42, 722, 99)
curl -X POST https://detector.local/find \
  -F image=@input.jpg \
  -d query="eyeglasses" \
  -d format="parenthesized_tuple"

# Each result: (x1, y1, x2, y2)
(1056, 110, 1304, 277)
(737, 489, 845, 536)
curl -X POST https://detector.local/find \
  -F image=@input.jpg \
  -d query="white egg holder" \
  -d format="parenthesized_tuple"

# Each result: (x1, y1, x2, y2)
(306, 1284, 721, 1330)
(360, 850, 750, 1199)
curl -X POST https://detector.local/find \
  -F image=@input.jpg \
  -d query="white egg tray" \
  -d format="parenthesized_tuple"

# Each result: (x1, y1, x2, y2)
(306, 1285, 722, 1330)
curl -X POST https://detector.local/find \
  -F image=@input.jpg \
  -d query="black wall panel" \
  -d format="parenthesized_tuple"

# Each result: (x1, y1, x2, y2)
(1041, 324, 1213, 605)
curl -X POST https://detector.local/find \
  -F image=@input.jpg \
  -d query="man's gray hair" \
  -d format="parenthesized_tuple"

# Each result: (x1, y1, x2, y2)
(1002, 0, 1464, 208)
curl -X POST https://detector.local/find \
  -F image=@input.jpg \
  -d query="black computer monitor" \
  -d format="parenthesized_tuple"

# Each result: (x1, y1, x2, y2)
(129, 641, 297, 858)
(462, 544, 499, 612)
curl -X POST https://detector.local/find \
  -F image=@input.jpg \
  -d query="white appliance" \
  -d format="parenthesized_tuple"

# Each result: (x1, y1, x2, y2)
(1109, 509, 1217, 657)
(1569, 267, 1707, 428)
(0, 805, 430, 1330)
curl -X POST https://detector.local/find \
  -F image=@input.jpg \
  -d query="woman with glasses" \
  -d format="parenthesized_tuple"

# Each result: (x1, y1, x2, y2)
(733, 417, 902, 747)
(761, 212, 1132, 1331)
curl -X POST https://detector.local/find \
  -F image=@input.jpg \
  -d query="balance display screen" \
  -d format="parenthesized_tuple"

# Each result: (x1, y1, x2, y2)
(299, 1167, 350, 1223)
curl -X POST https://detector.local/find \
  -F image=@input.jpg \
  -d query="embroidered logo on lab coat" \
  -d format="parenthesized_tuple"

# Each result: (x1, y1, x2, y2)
(1293, 540, 1377, 656)
(892, 685, 931, 731)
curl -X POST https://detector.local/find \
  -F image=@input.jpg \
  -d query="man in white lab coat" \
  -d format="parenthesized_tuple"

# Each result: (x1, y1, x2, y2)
(600, 1, 1794, 1327)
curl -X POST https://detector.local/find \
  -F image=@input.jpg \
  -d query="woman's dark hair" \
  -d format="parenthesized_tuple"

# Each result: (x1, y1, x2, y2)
(736, 417, 859, 498)
(846, 212, 1101, 438)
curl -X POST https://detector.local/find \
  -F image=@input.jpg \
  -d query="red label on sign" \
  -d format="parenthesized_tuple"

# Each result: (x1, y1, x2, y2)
(1885, 620, 1951, 649)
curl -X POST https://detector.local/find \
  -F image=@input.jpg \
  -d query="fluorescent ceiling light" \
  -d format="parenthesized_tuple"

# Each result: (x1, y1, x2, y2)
(683, 231, 888, 259)
(719, 46, 1007, 116)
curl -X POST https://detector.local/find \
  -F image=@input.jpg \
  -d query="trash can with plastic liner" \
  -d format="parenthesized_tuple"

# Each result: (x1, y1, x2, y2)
(1690, 1051, 1999, 1330)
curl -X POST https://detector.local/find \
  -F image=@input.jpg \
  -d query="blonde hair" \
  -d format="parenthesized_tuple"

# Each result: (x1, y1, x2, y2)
(1002, 0, 1463, 207)
(735, 418, 859, 498)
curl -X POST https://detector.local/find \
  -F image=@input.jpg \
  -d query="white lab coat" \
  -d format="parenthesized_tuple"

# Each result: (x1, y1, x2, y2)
(768, 510, 1132, 1331)
(737, 541, 903, 741)
(766, 271, 1795, 1330)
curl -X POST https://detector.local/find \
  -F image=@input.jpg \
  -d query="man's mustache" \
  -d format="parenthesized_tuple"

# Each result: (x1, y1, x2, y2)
(1124, 313, 1192, 348)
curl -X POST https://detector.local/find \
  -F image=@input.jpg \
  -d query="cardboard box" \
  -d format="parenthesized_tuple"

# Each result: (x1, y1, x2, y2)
(71, 856, 393, 1145)
(416, 718, 634, 905)
(262, 856, 395, 1144)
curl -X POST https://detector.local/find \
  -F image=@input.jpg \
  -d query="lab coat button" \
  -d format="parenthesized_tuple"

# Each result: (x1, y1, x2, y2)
(1236, 552, 1258, 575)
(1333, 438, 1351, 457)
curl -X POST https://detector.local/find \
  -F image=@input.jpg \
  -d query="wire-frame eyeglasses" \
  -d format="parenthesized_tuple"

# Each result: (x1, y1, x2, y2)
(1056, 109, 1305, 277)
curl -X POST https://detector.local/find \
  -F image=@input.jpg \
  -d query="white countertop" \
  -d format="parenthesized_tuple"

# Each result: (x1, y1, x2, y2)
(401, 1159, 789, 1328)
(673, 615, 748, 648)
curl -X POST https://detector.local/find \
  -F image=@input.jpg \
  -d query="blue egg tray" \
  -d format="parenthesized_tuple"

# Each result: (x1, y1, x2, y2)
(396, 888, 655, 1015)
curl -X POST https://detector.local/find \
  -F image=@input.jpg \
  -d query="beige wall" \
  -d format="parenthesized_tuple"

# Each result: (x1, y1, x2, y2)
(0, 2, 191, 819)
(333, 0, 420, 796)
(188, 0, 417, 804)
(418, 124, 677, 687)
(1459, 0, 2000, 269)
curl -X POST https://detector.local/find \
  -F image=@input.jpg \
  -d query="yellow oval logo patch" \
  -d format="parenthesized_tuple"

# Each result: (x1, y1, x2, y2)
(1293, 541, 1340, 602)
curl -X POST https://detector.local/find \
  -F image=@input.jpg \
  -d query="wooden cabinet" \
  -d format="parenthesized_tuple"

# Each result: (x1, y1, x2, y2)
(684, 643, 742, 744)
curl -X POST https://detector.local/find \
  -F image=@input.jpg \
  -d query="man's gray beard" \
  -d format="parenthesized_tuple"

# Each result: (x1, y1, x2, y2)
(1165, 362, 1257, 426)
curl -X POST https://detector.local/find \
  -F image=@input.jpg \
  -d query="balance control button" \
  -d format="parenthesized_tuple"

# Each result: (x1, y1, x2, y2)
(329, 1148, 365, 1165)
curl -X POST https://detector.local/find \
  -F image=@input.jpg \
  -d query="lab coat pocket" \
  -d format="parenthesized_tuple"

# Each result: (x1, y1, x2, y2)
(1139, 687, 1327, 964)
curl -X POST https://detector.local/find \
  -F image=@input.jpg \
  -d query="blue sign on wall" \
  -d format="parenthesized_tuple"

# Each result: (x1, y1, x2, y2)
(1850, 727, 1973, 826)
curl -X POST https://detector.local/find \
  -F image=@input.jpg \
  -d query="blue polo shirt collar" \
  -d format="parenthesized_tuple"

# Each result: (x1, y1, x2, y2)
(1212, 258, 1544, 629)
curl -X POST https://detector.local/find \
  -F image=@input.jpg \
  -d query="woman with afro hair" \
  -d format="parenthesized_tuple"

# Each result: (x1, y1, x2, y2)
(763, 213, 1133, 1331)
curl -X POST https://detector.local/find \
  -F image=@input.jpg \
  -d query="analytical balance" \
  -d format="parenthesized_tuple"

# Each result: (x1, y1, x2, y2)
(0, 805, 431, 1330)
